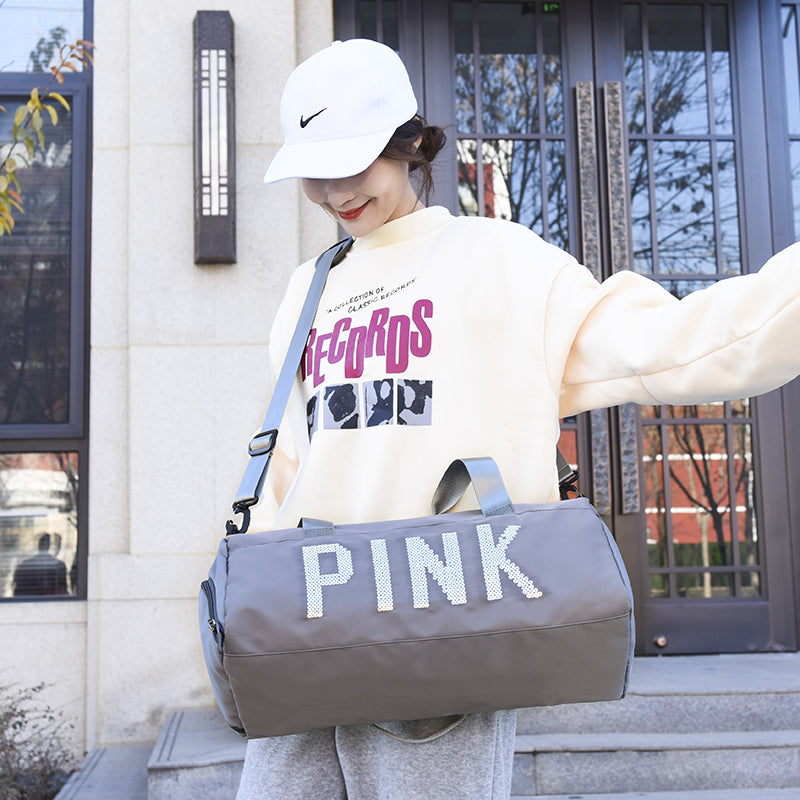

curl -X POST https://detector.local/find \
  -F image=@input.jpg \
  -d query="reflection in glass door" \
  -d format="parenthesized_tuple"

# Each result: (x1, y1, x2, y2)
(625, 3, 741, 279)
(641, 401, 760, 602)
(454, 1, 569, 249)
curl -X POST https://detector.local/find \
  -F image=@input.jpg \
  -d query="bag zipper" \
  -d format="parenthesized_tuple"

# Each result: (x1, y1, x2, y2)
(201, 579, 224, 648)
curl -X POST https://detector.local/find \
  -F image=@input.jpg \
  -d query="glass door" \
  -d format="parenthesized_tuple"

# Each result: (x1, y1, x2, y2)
(338, 0, 799, 654)
(595, 0, 797, 653)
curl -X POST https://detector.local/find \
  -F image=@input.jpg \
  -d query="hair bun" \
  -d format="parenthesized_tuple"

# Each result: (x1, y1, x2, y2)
(418, 125, 447, 163)
(380, 115, 447, 196)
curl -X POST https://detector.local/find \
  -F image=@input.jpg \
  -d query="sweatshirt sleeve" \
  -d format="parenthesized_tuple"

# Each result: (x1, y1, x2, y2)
(552, 242, 800, 417)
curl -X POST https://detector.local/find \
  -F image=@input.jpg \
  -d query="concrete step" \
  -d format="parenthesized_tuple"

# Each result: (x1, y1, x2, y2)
(511, 730, 800, 796)
(57, 654, 800, 798)
(516, 691, 800, 735)
(521, 791, 800, 800)
(518, 652, 800, 735)
(58, 724, 800, 799)
(54, 710, 246, 800)
(54, 745, 151, 800)
(147, 708, 245, 800)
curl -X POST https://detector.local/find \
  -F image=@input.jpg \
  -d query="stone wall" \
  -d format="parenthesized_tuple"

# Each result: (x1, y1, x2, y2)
(2, 0, 337, 753)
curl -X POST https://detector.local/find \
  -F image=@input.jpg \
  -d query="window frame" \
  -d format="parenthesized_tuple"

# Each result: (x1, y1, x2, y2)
(0, 3, 93, 601)
(0, 73, 90, 440)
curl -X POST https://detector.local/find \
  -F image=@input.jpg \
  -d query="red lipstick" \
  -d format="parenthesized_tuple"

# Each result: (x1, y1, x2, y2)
(338, 201, 368, 221)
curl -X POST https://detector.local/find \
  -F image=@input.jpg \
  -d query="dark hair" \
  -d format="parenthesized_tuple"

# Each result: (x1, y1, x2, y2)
(379, 115, 447, 197)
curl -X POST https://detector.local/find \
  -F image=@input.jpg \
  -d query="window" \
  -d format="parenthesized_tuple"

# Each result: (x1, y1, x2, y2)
(454, 1, 569, 250)
(0, 1, 92, 600)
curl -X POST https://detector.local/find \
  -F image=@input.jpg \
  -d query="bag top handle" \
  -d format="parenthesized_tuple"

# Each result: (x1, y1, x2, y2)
(300, 456, 512, 537)
(431, 457, 513, 516)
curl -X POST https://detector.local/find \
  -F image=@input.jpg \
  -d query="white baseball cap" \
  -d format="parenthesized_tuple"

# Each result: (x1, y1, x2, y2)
(263, 39, 418, 184)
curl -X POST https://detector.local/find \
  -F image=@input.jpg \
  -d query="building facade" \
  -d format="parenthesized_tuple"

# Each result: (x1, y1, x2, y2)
(1, 0, 799, 754)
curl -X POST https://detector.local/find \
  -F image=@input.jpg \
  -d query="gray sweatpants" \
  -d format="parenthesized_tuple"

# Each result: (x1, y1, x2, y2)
(235, 710, 517, 799)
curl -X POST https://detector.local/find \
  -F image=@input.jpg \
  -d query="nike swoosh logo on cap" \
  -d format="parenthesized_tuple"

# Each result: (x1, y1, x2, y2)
(300, 108, 327, 128)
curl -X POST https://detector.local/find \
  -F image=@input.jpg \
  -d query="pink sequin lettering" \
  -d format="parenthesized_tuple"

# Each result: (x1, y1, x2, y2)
(304, 300, 434, 386)
(344, 326, 368, 379)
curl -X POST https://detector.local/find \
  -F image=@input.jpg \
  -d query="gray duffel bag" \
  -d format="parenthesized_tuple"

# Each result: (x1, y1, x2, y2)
(199, 241, 634, 738)
(199, 456, 634, 739)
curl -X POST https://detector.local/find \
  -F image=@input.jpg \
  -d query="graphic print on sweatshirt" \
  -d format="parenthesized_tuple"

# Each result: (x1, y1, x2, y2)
(301, 276, 433, 438)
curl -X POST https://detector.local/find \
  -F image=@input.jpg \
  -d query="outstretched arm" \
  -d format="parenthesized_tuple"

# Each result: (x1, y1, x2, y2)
(553, 242, 800, 417)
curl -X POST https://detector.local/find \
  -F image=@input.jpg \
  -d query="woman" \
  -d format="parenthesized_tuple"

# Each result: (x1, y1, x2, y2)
(236, 38, 800, 799)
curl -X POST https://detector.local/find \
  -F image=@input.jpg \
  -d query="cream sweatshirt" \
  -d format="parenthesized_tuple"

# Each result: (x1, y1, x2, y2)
(247, 206, 800, 532)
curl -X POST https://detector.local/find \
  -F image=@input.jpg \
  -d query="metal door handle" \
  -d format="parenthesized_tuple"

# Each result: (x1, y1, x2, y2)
(576, 81, 611, 514)
(604, 81, 641, 514)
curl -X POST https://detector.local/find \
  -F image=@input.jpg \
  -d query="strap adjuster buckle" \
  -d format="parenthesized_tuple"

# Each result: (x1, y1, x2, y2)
(559, 468, 581, 500)
(226, 502, 252, 535)
(249, 429, 278, 457)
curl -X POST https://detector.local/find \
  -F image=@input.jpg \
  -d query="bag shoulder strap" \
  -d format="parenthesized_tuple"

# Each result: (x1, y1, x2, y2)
(226, 237, 354, 534)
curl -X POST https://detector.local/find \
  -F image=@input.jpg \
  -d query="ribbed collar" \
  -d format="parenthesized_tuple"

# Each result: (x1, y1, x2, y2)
(349, 205, 453, 254)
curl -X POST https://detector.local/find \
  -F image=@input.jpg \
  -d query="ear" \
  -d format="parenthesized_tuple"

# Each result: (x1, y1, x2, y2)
(414, 135, 423, 150)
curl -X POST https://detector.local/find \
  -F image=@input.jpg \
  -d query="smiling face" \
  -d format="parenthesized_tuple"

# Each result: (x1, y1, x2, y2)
(301, 157, 423, 237)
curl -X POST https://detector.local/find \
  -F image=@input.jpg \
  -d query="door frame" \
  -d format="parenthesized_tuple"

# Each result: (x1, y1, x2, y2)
(581, 0, 799, 653)
(334, 0, 800, 654)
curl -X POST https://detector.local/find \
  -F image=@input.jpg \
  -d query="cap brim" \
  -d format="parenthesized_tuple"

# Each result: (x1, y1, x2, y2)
(263, 128, 396, 184)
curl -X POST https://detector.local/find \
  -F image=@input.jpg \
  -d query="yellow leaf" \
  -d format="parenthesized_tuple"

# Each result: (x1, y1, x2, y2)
(37, 129, 45, 148)
(44, 104, 58, 126)
(31, 109, 43, 130)
(49, 92, 71, 112)
(14, 105, 28, 125)
(6, 157, 16, 172)
(0, 176, 7, 192)
(9, 189, 22, 203)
